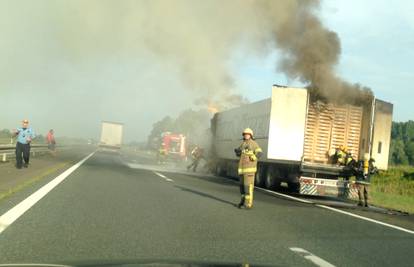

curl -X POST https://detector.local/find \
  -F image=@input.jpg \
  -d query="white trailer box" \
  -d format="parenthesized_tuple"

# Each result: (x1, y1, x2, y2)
(99, 121, 124, 150)
(213, 87, 308, 163)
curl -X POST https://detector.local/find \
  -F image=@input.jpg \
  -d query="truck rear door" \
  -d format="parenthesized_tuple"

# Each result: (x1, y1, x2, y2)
(303, 102, 363, 164)
(370, 99, 393, 170)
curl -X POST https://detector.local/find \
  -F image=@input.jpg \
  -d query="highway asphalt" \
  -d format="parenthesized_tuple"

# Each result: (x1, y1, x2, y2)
(0, 150, 413, 266)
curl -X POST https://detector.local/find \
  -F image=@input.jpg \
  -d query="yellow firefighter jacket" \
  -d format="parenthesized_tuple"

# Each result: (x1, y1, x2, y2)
(237, 139, 262, 175)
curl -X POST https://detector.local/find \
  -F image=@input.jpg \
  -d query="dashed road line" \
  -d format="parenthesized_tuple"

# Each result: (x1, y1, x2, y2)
(153, 171, 174, 182)
(290, 247, 335, 267)
(0, 152, 95, 235)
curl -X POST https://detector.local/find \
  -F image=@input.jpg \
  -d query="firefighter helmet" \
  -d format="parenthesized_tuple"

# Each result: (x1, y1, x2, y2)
(242, 128, 254, 138)
(339, 145, 348, 152)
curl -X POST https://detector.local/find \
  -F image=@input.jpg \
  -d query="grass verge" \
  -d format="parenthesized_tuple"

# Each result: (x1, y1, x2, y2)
(0, 162, 70, 202)
(369, 165, 414, 213)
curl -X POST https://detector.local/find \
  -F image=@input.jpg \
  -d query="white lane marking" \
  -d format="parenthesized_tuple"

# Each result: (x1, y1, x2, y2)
(316, 204, 414, 235)
(257, 186, 414, 235)
(290, 247, 336, 267)
(255, 187, 313, 204)
(0, 264, 71, 267)
(153, 171, 173, 182)
(130, 162, 414, 235)
(0, 152, 95, 235)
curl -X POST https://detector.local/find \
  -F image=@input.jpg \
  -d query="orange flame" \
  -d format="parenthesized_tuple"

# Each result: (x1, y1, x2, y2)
(207, 104, 219, 114)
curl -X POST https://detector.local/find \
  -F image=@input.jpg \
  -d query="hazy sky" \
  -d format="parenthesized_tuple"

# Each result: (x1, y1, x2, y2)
(0, 0, 412, 142)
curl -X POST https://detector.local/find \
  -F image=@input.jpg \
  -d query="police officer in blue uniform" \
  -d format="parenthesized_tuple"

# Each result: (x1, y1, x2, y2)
(13, 119, 36, 169)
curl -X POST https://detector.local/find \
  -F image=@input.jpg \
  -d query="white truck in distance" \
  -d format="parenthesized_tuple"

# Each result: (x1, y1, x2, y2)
(99, 121, 124, 151)
(211, 85, 393, 198)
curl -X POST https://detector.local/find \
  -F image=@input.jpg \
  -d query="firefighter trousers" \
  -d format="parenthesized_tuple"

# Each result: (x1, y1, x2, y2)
(187, 158, 200, 172)
(357, 183, 369, 205)
(239, 173, 255, 208)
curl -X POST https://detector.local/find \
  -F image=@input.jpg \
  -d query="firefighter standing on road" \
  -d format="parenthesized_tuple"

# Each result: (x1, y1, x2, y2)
(13, 119, 35, 169)
(234, 128, 262, 209)
(157, 143, 167, 164)
(353, 153, 377, 207)
(187, 145, 204, 172)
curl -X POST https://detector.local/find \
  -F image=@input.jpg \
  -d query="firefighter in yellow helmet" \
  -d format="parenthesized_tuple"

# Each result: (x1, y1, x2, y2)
(335, 145, 353, 166)
(234, 128, 263, 209)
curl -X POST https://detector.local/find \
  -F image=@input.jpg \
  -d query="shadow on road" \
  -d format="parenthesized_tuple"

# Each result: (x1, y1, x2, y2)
(178, 173, 238, 187)
(174, 185, 237, 207)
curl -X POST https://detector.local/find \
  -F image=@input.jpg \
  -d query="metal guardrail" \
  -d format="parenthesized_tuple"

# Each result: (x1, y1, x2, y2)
(0, 144, 48, 150)
(0, 144, 51, 162)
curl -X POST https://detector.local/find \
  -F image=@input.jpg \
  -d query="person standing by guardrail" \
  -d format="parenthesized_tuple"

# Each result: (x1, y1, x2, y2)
(46, 129, 56, 156)
(12, 119, 35, 169)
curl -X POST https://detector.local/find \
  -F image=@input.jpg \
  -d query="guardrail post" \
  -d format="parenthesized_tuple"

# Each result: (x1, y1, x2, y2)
(2, 153, 6, 162)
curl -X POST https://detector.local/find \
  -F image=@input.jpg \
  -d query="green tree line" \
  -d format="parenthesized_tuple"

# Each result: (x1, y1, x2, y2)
(390, 120, 414, 166)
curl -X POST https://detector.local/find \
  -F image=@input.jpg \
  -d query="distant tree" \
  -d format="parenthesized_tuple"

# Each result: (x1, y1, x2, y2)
(147, 109, 212, 149)
(173, 109, 211, 140)
(0, 129, 11, 138)
(390, 139, 409, 165)
(405, 141, 414, 165)
(389, 121, 414, 166)
(404, 120, 414, 142)
(147, 116, 175, 146)
(391, 122, 403, 140)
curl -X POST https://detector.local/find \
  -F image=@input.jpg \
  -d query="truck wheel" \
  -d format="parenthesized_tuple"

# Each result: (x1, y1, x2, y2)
(264, 167, 276, 189)
(264, 167, 281, 190)
(254, 165, 265, 187)
(216, 164, 226, 177)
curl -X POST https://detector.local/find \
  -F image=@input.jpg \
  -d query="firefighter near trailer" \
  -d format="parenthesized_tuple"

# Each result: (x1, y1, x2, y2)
(234, 128, 263, 209)
(334, 145, 354, 167)
(187, 145, 205, 172)
(351, 153, 378, 207)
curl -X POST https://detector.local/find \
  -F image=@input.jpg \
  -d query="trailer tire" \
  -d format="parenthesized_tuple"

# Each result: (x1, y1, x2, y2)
(215, 164, 226, 177)
(264, 166, 280, 190)
(254, 164, 265, 187)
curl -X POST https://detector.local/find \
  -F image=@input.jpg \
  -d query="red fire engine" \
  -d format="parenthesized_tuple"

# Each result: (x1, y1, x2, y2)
(160, 132, 187, 160)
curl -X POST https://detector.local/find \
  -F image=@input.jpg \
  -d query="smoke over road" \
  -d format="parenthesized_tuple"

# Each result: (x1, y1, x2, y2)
(0, 0, 370, 140)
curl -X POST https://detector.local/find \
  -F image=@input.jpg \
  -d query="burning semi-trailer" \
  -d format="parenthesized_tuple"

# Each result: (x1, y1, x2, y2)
(210, 85, 392, 198)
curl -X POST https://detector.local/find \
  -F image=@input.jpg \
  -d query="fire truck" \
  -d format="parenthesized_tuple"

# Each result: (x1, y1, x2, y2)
(159, 132, 187, 161)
